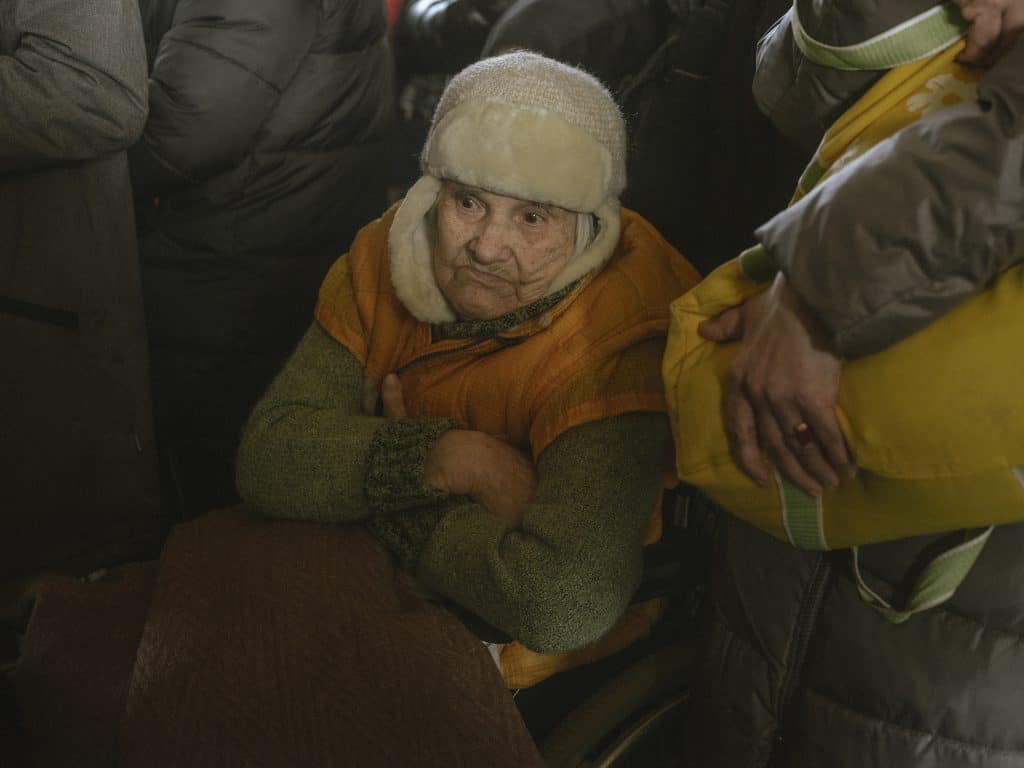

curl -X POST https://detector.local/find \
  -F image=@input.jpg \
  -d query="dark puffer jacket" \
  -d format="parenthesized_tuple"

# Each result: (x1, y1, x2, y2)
(394, 0, 516, 77)
(131, 0, 395, 515)
(687, 517, 1024, 767)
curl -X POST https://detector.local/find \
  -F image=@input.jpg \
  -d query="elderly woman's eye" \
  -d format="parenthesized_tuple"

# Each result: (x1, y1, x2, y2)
(523, 211, 545, 225)
(458, 195, 476, 209)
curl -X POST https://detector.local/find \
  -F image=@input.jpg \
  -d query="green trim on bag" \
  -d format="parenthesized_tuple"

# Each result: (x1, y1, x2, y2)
(737, 244, 779, 283)
(777, 473, 827, 550)
(796, 158, 828, 197)
(791, 0, 968, 71)
(851, 528, 992, 624)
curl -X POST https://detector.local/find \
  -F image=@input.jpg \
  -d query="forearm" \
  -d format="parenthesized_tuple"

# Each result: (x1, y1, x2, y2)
(370, 412, 669, 653)
(760, 37, 1024, 358)
(0, 0, 148, 169)
(236, 324, 455, 522)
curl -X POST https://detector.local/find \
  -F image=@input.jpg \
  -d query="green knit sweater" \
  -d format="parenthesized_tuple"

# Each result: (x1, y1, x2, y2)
(236, 322, 668, 653)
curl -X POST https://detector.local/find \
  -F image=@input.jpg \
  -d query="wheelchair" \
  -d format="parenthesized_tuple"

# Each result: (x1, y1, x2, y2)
(515, 484, 719, 768)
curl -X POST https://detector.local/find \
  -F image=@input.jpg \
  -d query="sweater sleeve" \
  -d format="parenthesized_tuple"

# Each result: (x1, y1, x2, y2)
(757, 36, 1024, 358)
(368, 412, 669, 654)
(0, 0, 148, 170)
(236, 323, 457, 522)
(128, 0, 318, 194)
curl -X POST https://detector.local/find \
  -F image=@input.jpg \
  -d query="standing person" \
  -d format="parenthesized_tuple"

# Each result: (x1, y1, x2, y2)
(131, 0, 396, 518)
(682, 2, 1024, 766)
(0, 0, 163, 580)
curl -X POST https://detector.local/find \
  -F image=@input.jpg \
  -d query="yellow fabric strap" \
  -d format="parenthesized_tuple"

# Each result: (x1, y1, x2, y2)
(780, 39, 992, 621)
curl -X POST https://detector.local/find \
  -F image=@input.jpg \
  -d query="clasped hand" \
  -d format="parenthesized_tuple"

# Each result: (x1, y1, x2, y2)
(698, 274, 856, 497)
(380, 373, 536, 523)
(955, 0, 1024, 66)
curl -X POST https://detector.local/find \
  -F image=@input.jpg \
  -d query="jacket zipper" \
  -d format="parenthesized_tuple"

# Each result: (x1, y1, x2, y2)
(394, 334, 526, 376)
(763, 553, 832, 768)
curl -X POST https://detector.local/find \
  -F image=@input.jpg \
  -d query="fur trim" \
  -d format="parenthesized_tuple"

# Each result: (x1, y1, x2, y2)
(389, 176, 455, 323)
(423, 99, 616, 212)
(548, 199, 620, 294)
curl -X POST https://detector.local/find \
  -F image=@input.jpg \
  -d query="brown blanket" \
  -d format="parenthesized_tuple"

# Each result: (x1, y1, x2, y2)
(12, 508, 541, 767)
(11, 562, 156, 767)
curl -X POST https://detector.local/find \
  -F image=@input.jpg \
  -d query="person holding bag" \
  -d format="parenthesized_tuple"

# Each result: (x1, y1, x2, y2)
(662, 2, 1024, 765)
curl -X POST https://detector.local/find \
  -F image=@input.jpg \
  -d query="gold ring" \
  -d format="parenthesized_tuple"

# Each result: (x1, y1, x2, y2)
(792, 421, 813, 446)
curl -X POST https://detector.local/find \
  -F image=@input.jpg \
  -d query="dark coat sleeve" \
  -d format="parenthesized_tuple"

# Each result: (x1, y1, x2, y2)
(482, 0, 668, 87)
(129, 0, 318, 194)
(751, 0, 937, 153)
(757, 36, 1024, 358)
(396, 0, 515, 74)
(0, 0, 148, 170)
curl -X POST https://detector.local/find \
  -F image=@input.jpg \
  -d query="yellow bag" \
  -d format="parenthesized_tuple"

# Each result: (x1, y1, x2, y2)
(663, 20, 1024, 554)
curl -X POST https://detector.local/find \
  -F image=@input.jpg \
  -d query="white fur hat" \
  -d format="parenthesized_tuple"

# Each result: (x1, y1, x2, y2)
(389, 51, 628, 322)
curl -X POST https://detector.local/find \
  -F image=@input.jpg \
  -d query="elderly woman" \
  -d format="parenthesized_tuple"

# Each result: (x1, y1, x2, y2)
(236, 51, 698, 658)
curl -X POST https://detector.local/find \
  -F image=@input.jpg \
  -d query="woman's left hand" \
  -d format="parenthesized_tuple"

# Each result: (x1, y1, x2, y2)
(955, 0, 1024, 65)
(698, 274, 855, 496)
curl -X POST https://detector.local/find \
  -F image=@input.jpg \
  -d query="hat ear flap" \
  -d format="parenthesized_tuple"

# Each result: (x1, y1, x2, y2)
(388, 176, 456, 323)
(546, 199, 621, 296)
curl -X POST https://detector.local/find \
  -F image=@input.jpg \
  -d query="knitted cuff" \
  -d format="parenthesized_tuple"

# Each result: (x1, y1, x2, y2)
(365, 418, 460, 515)
(365, 502, 452, 571)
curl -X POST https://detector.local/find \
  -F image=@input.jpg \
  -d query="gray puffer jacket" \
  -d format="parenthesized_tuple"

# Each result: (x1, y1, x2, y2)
(683, 5, 1024, 767)
(754, 2, 1024, 358)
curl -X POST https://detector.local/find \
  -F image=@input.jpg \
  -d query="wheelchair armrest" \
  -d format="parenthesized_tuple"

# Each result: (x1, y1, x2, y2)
(631, 483, 720, 606)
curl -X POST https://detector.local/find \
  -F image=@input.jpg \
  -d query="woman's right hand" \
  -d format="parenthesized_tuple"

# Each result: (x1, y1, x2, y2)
(424, 430, 538, 524)
(698, 275, 853, 496)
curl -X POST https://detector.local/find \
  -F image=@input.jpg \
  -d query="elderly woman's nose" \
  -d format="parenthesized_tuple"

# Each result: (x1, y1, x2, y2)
(469, 216, 511, 263)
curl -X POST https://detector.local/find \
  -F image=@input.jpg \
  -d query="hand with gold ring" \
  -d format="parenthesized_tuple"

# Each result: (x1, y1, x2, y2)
(791, 421, 813, 447)
(699, 272, 856, 496)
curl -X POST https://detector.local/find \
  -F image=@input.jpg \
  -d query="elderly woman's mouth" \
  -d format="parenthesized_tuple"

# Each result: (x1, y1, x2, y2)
(463, 268, 510, 287)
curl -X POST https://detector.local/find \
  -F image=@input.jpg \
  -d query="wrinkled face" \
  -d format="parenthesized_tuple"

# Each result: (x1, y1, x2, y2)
(432, 182, 577, 320)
